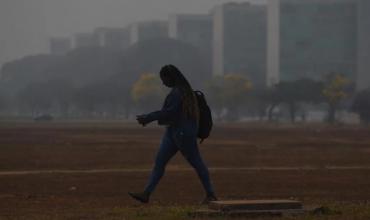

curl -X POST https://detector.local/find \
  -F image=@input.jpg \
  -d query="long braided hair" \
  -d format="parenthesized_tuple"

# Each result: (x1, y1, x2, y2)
(160, 65, 199, 123)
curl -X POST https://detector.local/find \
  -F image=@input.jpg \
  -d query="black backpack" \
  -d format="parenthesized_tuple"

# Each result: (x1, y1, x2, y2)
(194, 90, 213, 143)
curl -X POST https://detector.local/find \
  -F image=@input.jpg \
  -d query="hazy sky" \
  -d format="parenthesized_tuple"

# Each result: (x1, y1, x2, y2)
(0, 0, 266, 65)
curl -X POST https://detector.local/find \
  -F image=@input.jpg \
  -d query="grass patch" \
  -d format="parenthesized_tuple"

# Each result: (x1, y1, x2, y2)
(3, 202, 370, 220)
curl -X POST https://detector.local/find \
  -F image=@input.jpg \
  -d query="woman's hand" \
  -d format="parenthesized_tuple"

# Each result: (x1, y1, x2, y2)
(136, 114, 151, 127)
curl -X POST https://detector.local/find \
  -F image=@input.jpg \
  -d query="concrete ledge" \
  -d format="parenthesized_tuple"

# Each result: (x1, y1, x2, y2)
(209, 199, 303, 211)
(190, 208, 306, 218)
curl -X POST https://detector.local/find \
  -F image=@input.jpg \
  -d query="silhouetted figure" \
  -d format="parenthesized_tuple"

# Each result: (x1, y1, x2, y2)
(129, 64, 217, 204)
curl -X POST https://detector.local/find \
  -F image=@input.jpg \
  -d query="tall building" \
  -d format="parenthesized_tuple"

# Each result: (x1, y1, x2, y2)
(267, 0, 358, 86)
(169, 14, 213, 57)
(94, 27, 130, 50)
(73, 32, 100, 48)
(212, 2, 267, 87)
(49, 37, 72, 55)
(267, 0, 280, 86)
(130, 21, 168, 44)
(356, 0, 370, 91)
(169, 14, 213, 77)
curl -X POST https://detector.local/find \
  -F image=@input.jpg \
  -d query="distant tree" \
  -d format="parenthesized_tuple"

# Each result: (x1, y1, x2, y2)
(0, 86, 7, 111)
(223, 74, 252, 120)
(351, 89, 370, 125)
(70, 79, 133, 119)
(301, 79, 324, 102)
(131, 74, 165, 112)
(322, 73, 351, 124)
(101, 81, 132, 119)
(275, 82, 299, 122)
(254, 79, 325, 122)
(248, 88, 269, 121)
(262, 86, 281, 122)
(15, 79, 76, 118)
(206, 74, 252, 121)
(0, 54, 60, 93)
(45, 79, 75, 117)
(0, 93, 6, 113)
(86, 79, 132, 119)
(17, 82, 53, 116)
(72, 83, 103, 117)
(206, 76, 225, 119)
(49, 47, 124, 87)
(275, 79, 324, 122)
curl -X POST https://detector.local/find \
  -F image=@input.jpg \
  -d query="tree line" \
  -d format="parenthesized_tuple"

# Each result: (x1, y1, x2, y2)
(1, 68, 369, 124)
(130, 72, 370, 125)
(0, 38, 369, 124)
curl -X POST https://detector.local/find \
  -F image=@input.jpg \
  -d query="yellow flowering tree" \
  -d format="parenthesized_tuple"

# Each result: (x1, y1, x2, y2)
(206, 75, 224, 119)
(223, 74, 252, 119)
(322, 73, 351, 123)
(207, 74, 252, 120)
(131, 73, 166, 111)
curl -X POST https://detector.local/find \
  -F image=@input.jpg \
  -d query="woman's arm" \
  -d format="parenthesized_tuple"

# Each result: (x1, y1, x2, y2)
(137, 89, 182, 126)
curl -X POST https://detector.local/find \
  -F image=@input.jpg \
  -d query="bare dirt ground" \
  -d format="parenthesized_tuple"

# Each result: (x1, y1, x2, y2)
(0, 121, 370, 219)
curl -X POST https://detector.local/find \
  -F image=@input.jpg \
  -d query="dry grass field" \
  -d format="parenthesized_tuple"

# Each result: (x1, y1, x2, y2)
(0, 121, 370, 219)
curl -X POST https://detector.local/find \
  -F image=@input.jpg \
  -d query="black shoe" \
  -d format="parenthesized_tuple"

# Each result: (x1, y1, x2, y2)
(128, 191, 150, 203)
(201, 194, 218, 205)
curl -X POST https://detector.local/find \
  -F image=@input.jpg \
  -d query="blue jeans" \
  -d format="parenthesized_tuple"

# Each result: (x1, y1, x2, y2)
(144, 127, 215, 196)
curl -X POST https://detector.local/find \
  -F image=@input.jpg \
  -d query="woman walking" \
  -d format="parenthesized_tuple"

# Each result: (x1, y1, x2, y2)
(129, 64, 217, 204)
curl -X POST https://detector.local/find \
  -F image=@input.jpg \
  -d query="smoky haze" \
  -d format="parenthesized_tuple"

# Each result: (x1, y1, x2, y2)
(0, 0, 266, 65)
(0, 0, 366, 124)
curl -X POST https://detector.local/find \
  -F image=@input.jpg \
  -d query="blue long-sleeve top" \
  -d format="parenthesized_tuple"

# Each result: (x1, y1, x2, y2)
(146, 88, 183, 126)
(145, 87, 198, 137)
